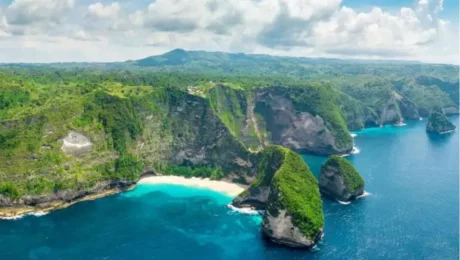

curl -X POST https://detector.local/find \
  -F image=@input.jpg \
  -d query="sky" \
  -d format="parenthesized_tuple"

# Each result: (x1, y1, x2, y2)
(0, 0, 458, 64)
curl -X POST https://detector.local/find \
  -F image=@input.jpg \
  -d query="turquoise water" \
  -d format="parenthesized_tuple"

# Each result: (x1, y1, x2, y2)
(0, 117, 458, 260)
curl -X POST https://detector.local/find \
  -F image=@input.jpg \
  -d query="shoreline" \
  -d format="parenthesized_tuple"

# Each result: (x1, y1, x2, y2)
(138, 175, 247, 197)
(0, 185, 135, 220)
(0, 176, 246, 219)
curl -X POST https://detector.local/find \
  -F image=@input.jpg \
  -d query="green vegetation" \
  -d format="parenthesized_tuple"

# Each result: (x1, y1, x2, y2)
(0, 50, 457, 201)
(245, 146, 323, 239)
(207, 85, 247, 138)
(269, 147, 324, 238)
(323, 155, 364, 193)
(289, 85, 353, 149)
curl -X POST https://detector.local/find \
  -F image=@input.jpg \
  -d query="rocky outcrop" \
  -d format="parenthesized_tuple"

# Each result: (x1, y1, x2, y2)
(426, 112, 456, 134)
(379, 92, 419, 125)
(207, 85, 353, 155)
(0, 180, 134, 214)
(319, 155, 365, 202)
(61, 131, 93, 157)
(233, 146, 324, 249)
(254, 90, 352, 155)
(262, 209, 323, 248)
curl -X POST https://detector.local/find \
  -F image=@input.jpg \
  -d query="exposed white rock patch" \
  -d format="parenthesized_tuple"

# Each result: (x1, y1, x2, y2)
(61, 131, 93, 157)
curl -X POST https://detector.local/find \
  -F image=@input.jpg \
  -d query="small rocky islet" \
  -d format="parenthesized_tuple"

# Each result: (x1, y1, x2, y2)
(426, 112, 456, 134)
(318, 155, 365, 202)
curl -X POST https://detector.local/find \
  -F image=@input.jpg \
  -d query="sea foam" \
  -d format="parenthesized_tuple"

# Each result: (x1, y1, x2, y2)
(226, 204, 262, 215)
(0, 211, 48, 220)
(357, 191, 372, 199)
(342, 146, 360, 157)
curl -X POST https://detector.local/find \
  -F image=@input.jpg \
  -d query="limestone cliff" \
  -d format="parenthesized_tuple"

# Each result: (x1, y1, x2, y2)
(0, 88, 255, 212)
(379, 92, 419, 125)
(233, 146, 324, 249)
(319, 155, 365, 202)
(207, 85, 353, 155)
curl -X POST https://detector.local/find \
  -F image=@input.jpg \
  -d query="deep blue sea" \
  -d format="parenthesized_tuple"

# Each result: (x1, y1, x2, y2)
(1, 117, 458, 260)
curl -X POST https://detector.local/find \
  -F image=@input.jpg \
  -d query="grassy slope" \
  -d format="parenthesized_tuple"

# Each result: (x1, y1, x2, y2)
(256, 146, 324, 239)
(0, 72, 254, 198)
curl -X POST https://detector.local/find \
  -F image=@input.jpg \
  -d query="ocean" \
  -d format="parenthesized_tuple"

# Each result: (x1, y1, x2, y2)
(0, 117, 458, 260)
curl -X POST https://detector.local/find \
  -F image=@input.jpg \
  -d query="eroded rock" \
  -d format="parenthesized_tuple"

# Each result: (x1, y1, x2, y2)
(61, 131, 93, 157)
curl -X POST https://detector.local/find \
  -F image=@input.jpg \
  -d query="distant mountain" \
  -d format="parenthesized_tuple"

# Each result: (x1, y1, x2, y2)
(1, 48, 458, 83)
(135, 48, 422, 67)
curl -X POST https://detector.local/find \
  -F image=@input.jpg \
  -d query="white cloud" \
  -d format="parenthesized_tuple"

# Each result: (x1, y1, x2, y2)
(88, 2, 120, 20)
(5, 0, 75, 25)
(0, 0, 457, 64)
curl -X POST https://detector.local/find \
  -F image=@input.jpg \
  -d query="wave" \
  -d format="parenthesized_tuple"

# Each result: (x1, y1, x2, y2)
(226, 204, 263, 215)
(350, 133, 357, 138)
(337, 200, 351, 205)
(419, 117, 423, 121)
(0, 211, 49, 220)
(357, 191, 372, 199)
(31, 211, 49, 217)
(440, 129, 456, 134)
(342, 146, 360, 157)
(0, 215, 25, 220)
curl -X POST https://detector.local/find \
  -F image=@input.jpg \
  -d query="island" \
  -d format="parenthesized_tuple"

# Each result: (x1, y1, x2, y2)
(232, 146, 324, 249)
(318, 155, 365, 202)
(426, 112, 456, 134)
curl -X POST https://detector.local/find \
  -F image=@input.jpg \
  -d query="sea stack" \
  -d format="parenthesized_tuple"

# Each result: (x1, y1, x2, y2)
(232, 146, 324, 249)
(426, 112, 456, 134)
(319, 155, 365, 202)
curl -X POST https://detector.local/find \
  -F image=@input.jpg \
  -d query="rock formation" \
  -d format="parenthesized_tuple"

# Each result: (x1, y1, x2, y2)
(233, 146, 324, 249)
(319, 155, 365, 202)
(426, 112, 456, 134)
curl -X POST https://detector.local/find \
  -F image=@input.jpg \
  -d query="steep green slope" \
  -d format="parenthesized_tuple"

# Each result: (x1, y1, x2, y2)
(233, 145, 324, 248)
(0, 75, 254, 202)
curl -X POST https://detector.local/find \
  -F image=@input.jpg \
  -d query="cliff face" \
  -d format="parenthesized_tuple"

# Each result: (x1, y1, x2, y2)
(318, 155, 365, 202)
(137, 89, 254, 181)
(426, 112, 456, 134)
(379, 92, 419, 125)
(254, 90, 352, 155)
(207, 85, 353, 155)
(0, 88, 255, 210)
(340, 90, 420, 130)
(233, 146, 324, 249)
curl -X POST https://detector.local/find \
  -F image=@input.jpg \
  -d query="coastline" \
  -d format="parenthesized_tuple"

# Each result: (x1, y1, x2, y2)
(138, 175, 247, 197)
(0, 185, 135, 219)
(0, 176, 246, 219)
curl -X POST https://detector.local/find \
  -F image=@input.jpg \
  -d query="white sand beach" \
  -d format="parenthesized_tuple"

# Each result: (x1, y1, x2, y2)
(138, 176, 247, 197)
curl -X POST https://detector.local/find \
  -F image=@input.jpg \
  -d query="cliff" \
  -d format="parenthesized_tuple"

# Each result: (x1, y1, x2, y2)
(318, 155, 365, 202)
(426, 112, 456, 134)
(233, 146, 324, 249)
(0, 86, 255, 211)
(207, 85, 353, 155)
